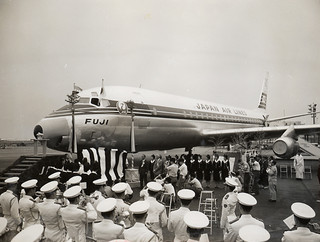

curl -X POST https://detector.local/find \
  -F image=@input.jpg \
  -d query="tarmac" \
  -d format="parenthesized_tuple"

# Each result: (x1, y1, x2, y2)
(0, 146, 320, 241)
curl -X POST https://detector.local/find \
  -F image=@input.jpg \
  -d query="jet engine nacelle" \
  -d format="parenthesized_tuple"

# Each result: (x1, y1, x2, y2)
(272, 136, 299, 159)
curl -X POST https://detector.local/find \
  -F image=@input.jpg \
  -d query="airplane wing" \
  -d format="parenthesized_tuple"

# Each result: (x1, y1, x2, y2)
(202, 124, 320, 144)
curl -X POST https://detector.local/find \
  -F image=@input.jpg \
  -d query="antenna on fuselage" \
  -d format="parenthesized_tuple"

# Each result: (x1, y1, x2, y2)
(100, 79, 105, 95)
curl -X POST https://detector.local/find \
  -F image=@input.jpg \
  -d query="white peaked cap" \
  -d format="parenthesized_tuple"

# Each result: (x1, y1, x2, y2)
(67, 175, 82, 185)
(147, 181, 163, 192)
(129, 201, 150, 214)
(239, 225, 270, 242)
(177, 189, 195, 200)
(97, 198, 117, 212)
(225, 177, 238, 187)
(93, 177, 107, 186)
(5, 177, 19, 184)
(63, 185, 82, 198)
(11, 224, 44, 242)
(40, 181, 58, 193)
(48, 171, 61, 179)
(21, 179, 38, 189)
(291, 202, 316, 219)
(0, 217, 7, 236)
(112, 182, 127, 193)
(238, 193, 257, 206)
(184, 211, 209, 229)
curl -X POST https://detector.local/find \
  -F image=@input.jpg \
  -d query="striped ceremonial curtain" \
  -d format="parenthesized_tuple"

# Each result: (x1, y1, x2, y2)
(81, 148, 127, 181)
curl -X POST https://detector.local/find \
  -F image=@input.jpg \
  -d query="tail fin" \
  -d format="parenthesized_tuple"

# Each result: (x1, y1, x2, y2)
(257, 72, 269, 111)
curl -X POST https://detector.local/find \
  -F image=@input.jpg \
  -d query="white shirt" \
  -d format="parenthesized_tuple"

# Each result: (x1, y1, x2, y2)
(167, 207, 190, 242)
(179, 163, 188, 178)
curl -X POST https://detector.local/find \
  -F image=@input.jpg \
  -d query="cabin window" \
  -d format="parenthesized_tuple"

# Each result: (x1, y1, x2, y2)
(101, 99, 110, 107)
(91, 98, 100, 106)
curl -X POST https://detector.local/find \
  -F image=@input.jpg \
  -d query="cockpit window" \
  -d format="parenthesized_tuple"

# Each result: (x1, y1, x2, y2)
(91, 98, 100, 106)
(79, 97, 90, 104)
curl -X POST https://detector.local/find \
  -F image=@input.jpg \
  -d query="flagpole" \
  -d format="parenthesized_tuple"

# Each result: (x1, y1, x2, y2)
(66, 87, 80, 155)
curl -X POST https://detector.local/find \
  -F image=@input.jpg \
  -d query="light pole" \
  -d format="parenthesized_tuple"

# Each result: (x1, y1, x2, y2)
(65, 89, 80, 154)
(126, 100, 136, 153)
(308, 103, 317, 124)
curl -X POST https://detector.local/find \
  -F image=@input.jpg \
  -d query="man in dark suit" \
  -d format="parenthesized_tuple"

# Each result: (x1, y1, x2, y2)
(139, 154, 149, 189)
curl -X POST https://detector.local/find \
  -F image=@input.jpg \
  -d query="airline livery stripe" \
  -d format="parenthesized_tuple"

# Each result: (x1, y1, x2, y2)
(46, 101, 263, 125)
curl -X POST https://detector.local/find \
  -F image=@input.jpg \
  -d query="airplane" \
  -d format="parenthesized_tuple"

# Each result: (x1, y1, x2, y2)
(33, 78, 320, 180)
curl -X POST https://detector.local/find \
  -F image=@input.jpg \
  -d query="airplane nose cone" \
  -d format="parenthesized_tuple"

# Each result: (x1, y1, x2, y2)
(34, 118, 70, 151)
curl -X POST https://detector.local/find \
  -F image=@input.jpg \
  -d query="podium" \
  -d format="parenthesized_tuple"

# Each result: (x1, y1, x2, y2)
(32, 138, 49, 156)
(125, 168, 139, 182)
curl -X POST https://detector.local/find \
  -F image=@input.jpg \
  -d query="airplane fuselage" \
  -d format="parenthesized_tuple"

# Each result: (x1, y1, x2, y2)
(34, 86, 265, 152)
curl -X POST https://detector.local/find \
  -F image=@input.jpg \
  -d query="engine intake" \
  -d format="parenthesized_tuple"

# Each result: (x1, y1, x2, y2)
(272, 137, 299, 158)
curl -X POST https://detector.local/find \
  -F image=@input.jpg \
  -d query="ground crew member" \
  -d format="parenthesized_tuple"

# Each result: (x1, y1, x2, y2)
(91, 177, 108, 220)
(166, 158, 179, 191)
(123, 200, 158, 242)
(145, 181, 168, 242)
(167, 189, 195, 242)
(93, 197, 124, 241)
(177, 158, 188, 189)
(112, 182, 132, 228)
(184, 211, 209, 242)
(11, 224, 44, 242)
(293, 151, 304, 180)
(220, 177, 238, 233)
(281, 202, 320, 241)
(251, 156, 261, 195)
(38, 181, 66, 242)
(266, 158, 277, 202)
(0, 177, 22, 241)
(224, 192, 264, 242)
(187, 173, 203, 198)
(239, 224, 270, 242)
(19, 179, 40, 228)
(61, 185, 97, 242)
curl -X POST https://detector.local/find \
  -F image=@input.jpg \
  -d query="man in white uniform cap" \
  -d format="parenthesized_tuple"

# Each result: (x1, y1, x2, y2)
(224, 192, 264, 242)
(220, 177, 238, 232)
(93, 197, 124, 241)
(48, 171, 66, 192)
(11, 224, 44, 242)
(167, 189, 195, 242)
(66, 175, 82, 188)
(145, 181, 168, 242)
(112, 182, 132, 227)
(61, 185, 97, 242)
(91, 177, 108, 220)
(19, 179, 40, 228)
(184, 211, 209, 242)
(123, 200, 158, 242)
(239, 224, 270, 242)
(0, 177, 21, 240)
(281, 202, 320, 241)
(38, 181, 66, 242)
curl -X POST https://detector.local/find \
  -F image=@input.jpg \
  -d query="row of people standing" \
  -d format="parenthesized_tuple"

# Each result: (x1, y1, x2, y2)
(138, 153, 231, 189)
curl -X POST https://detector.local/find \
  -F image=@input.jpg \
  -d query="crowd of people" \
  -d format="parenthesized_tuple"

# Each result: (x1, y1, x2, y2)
(0, 151, 319, 242)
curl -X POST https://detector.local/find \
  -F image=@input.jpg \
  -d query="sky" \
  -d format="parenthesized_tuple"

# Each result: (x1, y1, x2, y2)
(0, 0, 319, 140)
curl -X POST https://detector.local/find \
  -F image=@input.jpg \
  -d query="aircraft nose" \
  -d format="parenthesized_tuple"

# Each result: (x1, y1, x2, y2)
(33, 124, 43, 138)
(33, 117, 70, 151)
